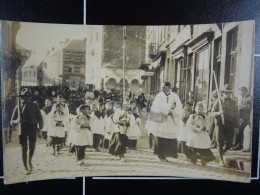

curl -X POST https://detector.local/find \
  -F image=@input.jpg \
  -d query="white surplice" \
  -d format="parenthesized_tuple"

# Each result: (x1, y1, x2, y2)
(145, 92, 182, 139)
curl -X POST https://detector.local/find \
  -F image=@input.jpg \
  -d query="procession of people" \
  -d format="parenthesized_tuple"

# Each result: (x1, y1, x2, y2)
(6, 81, 253, 174)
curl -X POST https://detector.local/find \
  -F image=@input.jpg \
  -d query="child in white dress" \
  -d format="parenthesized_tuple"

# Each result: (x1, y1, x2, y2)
(127, 106, 142, 150)
(91, 102, 105, 152)
(70, 104, 92, 165)
(108, 102, 129, 162)
(40, 99, 52, 145)
(48, 103, 68, 155)
(186, 104, 215, 165)
(103, 101, 114, 149)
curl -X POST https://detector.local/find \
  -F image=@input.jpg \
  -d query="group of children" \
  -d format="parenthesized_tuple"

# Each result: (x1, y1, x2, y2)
(40, 96, 142, 165)
(39, 92, 217, 166)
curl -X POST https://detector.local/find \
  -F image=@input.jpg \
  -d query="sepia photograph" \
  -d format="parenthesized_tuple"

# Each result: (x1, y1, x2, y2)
(0, 20, 255, 184)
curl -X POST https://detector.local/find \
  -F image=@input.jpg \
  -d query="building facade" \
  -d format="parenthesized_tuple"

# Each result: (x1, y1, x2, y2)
(22, 65, 39, 86)
(85, 25, 146, 96)
(0, 21, 31, 95)
(141, 22, 255, 110)
(42, 39, 86, 89)
(21, 52, 44, 86)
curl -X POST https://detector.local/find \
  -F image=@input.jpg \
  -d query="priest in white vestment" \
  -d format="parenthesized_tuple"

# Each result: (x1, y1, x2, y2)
(145, 82, 182, 162)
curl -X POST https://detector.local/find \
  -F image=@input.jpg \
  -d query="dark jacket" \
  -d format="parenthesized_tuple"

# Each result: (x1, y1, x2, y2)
(212, 97, 239, 128)
(239, 94, 253, 123)
(11, 102, 43, 129)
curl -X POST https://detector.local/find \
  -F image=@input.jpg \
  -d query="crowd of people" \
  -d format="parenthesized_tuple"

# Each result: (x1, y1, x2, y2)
(5, 85, 150, 173)
(4, 82, 252, 174)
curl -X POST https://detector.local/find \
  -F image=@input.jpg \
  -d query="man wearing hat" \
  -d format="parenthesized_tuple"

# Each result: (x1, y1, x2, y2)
(145, 81, 183, 162)
(10, 88, 43, 174)
(232, 86, 253, 151)
(212, 84, 239, 165)
(85, 89, 95, 100)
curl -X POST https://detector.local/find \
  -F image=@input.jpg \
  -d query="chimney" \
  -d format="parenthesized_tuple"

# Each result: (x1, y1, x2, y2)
(64, 38, 70, 43)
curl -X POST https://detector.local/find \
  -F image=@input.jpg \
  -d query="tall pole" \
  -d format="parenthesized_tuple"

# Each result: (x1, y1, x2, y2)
(139, 36, 141, 96)
(213, 71, 224, 125)
(17, 66, 22, 135)
(123, 26, 126, 110)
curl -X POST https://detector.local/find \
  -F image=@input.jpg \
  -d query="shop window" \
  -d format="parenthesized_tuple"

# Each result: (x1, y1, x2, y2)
(175, 57, 192, 103)
(180, 55, 192, 103)
(175, 59, 183, 90)
(194, 47, 210, 108)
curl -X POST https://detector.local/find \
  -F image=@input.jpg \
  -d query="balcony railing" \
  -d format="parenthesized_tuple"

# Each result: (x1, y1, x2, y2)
(148, 43, 159, 58)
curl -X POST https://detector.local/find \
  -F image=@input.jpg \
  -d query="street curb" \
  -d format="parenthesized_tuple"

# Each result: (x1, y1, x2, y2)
(224, 157, 251, 173)
(133, 148, 252, 173)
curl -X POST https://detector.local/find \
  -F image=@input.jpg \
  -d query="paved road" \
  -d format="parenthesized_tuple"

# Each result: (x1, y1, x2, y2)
(3, 140, 251, 184)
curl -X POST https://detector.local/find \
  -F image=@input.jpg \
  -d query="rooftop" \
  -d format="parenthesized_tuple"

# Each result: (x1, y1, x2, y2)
(16, 44, 30, 52)
(23, 52, 44, 68)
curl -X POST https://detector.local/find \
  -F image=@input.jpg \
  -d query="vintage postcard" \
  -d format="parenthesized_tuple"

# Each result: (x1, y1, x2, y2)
(0, 20, 255, 184)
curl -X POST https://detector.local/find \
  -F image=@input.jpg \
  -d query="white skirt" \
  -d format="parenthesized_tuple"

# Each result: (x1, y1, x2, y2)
(70, 129, 93, 146)
(48, 126, 66, 138)
(186, 130, 211, 149)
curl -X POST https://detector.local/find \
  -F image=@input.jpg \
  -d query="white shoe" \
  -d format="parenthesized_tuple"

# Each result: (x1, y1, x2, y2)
(219, 162, 226, 167)
(75, 161, 82, 165)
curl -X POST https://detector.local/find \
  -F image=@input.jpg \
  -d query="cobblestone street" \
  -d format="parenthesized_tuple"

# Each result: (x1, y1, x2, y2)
(3, 134, 251, 184)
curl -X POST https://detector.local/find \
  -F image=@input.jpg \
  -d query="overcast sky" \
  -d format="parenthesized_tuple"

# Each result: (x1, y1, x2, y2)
(16, 22, 88, 60)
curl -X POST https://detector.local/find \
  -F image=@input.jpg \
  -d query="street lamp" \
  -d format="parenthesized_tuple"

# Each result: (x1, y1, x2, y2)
(122, 26, 126, 110)
(136, 33, 143, 96)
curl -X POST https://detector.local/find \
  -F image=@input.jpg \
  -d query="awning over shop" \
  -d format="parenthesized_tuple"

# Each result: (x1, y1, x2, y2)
(151, 51, 166, 69)
(139, 62, 150, 71)
(151, 56, 162, 69)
